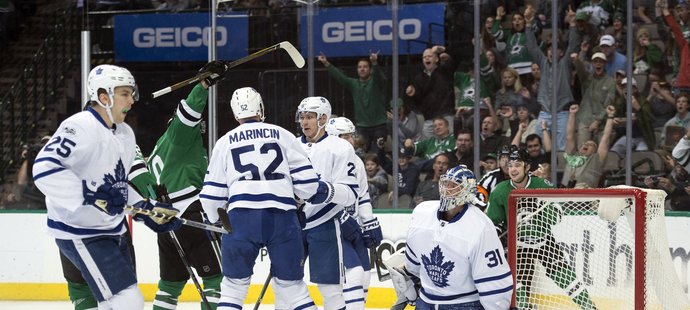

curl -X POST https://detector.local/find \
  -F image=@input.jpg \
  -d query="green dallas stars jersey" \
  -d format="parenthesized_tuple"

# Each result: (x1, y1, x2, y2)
(148, 83, 208, 215)
(486, 176, 558, 242)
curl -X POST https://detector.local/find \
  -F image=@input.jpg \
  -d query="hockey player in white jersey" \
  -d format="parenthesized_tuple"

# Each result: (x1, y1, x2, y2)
(400, 165, 513, 309)
(32, 64, 181, 310)
(200, 87, 349, 310)
(325, 117, 384, 307)
(293, 97, 360, 310)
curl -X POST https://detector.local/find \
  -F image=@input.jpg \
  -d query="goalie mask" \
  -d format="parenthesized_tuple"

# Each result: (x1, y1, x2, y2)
(439, 165, 477, 212)
(87, 64, 139, 124)
(230, 87, 265, 121)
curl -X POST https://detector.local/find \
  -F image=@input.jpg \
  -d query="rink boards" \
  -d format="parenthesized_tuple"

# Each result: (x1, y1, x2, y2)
(2, 211, 690, 306)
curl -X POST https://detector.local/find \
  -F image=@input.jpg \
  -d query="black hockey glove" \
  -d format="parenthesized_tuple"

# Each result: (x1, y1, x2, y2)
(307, 180, 333, 205)
(83, 181, 126, 216)
(199, 60, 229, 86)
(338, 211, 362, 241)
(132, 200, 182, 233)
(361, 218, 383, 248)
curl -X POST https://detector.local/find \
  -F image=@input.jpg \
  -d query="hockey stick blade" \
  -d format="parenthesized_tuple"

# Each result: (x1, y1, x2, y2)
(217, 207, 233, 234)
(278, 41, 305, 68)
(124, 204, 229, 234)
(152, 41, 304, 98)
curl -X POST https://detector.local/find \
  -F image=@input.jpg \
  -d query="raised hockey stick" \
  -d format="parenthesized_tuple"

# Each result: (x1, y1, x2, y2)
(152, 41, 305, 98)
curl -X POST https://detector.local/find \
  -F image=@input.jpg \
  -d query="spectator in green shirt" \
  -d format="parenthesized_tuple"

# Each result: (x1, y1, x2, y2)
(403, 117, 456, 172)
(318, 51, 388, 152)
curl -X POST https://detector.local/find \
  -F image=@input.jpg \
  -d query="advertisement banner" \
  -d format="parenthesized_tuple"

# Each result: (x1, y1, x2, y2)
(300, 3, 445, 57)
(114, 13, 248, 62)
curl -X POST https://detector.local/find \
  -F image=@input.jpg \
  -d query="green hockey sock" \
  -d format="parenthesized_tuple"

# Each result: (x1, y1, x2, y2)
(549, 268, 597, 309)
(202, 274, 222, 310)
(66, 280, 97, 310)
(153, 279, 186, 310)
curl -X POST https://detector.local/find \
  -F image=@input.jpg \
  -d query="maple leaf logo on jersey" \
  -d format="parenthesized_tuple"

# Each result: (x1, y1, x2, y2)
(421, 245, 455, 287)
(82, 159, 129, 205)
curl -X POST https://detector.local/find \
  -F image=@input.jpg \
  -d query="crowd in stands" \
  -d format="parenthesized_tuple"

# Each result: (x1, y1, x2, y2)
(0, 0, 37, 53)
(317, 0, 690, 212)
(7, 0, 690, 212)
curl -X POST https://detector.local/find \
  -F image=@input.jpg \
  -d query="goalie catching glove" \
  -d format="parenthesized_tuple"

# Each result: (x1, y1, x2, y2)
(83, 181, 126, 216)
(132, 200, 182, 233)
(384, 248, 420, 310)
(361, 218, 383, 248)
(199, 60, 229, 86)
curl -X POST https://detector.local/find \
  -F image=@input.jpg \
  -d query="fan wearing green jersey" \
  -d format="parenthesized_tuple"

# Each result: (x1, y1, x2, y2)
(147, 61, 228, 310)
(486, 146, 597, 309)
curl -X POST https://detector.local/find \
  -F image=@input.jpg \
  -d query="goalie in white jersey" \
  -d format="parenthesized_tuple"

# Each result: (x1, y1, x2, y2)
(199, 87, 348, 310)
(325, 117, 384, 308)
(401, 165, 513, 309)
(32, 64, 181, 310)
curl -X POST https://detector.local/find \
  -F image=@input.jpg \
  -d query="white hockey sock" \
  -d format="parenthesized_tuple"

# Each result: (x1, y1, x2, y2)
(361, 268, 371, 301)
(97, 284, 144, 310)
(318, 283, 346, 310)
(273, 278, 317, 310)
(343, 267, 365, 310)
(218, 276, 250, 310)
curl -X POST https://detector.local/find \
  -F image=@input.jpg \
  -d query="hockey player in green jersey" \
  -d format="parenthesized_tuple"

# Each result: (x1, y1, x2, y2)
(147, 61, 228, 310)
(486, 145, 597, 309)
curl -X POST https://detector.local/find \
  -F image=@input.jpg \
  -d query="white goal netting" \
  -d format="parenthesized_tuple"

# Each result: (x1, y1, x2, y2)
(508, 186, 690, 310)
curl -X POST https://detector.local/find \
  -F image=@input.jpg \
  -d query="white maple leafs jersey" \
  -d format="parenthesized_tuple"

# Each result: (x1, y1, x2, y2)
(297, 134, 360, 229)
(32, 108, 145, 240)
(345, 156, 374, 224)
(199, 121, 321, 223)
(405, 202, 513, 309)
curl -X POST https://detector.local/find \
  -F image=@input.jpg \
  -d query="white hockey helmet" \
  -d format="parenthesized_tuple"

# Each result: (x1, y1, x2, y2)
(86, 64, 138, 124)
(296, 96, 332, 125)
(87, 64, 138, 104)
(230, 87, 265, 121)
(326, 117, 356, 136)
(439, 165, 478, 212)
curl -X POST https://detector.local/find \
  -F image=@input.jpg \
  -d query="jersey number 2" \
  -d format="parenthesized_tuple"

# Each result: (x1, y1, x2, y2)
(231, 143, 285, 181)
(44, 136, 76, 158)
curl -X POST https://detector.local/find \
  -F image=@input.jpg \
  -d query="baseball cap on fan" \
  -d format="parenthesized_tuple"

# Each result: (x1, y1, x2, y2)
(621, 77, 638, 87)
(591, 52, 607, 61)
(599, 34, 615, 47)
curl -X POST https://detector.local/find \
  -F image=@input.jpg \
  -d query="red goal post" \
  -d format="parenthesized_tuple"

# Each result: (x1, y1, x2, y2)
(506, 186, 689, 310)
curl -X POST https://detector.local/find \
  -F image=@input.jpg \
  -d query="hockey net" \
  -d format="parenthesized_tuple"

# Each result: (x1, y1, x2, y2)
(507, 186, 690, 310)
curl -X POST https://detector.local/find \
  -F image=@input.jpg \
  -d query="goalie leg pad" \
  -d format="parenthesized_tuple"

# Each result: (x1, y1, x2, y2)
(273, 277, 317, 310)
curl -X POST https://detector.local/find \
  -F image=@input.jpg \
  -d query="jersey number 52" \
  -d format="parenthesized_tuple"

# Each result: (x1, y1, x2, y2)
(231, 143, 285, 181)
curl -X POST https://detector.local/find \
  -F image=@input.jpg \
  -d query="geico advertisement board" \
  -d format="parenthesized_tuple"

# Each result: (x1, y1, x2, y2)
(299, 3, 445, 57)
(113, 13, 248, 62)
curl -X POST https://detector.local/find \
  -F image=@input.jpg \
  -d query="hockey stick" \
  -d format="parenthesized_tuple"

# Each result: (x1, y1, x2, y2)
(170, 231, 214, 310)
(201, 210, 223, 267)
(152, 41, 305, 98)
(122, 204, 229, 235)
(253, 271, 272, 310)
(146, 185, 213, 310)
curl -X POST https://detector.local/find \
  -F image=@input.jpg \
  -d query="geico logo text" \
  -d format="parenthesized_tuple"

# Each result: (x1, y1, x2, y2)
(322, 19, 421, 43)
(133, 26, 228, 48)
